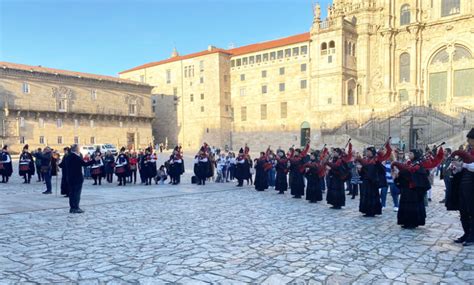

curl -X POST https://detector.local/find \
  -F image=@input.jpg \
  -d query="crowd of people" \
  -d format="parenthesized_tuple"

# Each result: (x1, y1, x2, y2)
(0, 128, 473, 245)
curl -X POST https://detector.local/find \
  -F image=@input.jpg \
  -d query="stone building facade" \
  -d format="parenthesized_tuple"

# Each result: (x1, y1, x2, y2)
(0, 62, 154, 153)
(120, 0, 474, 150)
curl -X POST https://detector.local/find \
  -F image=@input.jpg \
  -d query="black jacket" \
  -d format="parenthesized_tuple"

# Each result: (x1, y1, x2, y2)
(66, 152, 92, 185)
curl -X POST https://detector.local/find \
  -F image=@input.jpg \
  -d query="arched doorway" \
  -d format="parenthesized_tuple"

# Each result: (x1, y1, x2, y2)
(428, 45, 473, 104)
(300, 121, 310, 147)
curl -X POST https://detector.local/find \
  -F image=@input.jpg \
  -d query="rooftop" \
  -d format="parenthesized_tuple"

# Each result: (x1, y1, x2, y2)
(119, 32, 311, 74)
(0, 62, 150, 87)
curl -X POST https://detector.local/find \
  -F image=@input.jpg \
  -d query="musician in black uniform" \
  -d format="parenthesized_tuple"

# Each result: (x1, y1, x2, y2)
(19, 144, 35, 184)
(451, 128, 474, 246)
(0, 145, 13, 183)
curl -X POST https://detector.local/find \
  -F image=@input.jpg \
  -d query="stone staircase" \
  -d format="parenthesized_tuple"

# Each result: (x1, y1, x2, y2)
(323, 105, 472, 149)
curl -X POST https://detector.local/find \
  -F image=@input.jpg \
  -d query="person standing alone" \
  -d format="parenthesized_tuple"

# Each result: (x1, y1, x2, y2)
(65, 144, 93, 214)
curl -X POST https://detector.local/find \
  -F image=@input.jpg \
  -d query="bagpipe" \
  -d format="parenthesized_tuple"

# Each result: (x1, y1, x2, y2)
(450, 145, 474, 164)
(412, 141, 445, 166)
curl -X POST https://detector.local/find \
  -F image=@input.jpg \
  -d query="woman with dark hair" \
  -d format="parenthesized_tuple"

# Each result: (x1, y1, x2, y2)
(275, 149, 289, 194)
(326, 146, 351, 209)
(254, 148, 272, 191)
(392, 147, 444, 229)
(356, 141, 392, 216)
(19, 144, 35, 184)
(288, 142, 310, 199)
(304, 150, 324, 203)
(1, 145, 13, 183)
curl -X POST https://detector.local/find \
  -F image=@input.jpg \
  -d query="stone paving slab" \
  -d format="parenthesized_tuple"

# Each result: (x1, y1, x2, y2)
(1, 156, 474, 284)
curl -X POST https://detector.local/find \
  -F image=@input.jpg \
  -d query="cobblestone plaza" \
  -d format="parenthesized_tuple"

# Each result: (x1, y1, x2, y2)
(1, 154, 473, 284)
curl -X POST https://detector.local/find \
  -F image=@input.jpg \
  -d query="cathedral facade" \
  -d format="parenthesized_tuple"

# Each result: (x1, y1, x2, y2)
(120, 0, 474, 150)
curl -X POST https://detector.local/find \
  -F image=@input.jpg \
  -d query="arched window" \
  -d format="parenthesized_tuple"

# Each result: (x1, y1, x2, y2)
(347, 89, 355, 105)
(400, 4, 410, 26)
(441, 0, 460, 17)
(321, 42, 327, 55)
(431, 48, 449, 64)
(453, 46, 472, 61)
(329, 41, 335, 54)
(399, 53, 410, 83)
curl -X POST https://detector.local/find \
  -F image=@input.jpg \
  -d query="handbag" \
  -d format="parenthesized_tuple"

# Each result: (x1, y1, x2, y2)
(19, 165, 29, 172)
(115, 167, 126, 174)
(91, 168, 101, 175)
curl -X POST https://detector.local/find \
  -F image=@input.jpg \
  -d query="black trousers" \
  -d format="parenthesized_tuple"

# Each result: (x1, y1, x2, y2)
(36, 166, 44, 181)
(129, 170, 137, 183)
(69, 183, 83, 210)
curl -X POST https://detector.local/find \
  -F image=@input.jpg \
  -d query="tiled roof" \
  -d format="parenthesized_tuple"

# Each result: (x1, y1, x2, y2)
(226, 32, 310, 56)
(119, 32, 310, 74)
(119, 48, 231, 74)
(0, 61, 150, 87)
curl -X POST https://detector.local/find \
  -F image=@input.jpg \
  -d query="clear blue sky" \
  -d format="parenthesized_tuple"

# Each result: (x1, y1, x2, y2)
(0, 0, 330, 76)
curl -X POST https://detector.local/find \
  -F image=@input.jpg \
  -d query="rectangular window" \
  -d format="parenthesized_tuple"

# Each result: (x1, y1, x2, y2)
(184, 67, 188, 78)
(90, 120, 94, 128)
(22, 82, 30, 93)
(57, 136, 63, 144)
(91, 89, 97, 100)
(262, 70, 267, 78)
(301, 45, 308, 55)
(119, 121, 123, 128)
(270, 52, 276, 60)
(328, 55, 333, 63)
(293, 47, 300, 56)
(19, 117, 25, 128)
(262, 85, 267, 94)
(241, 107, 247, 121)
(199, 60, 204, 71)
(399, 89, 409, 101)
(236, 59, 242, 66)
(328, 98, 332, 104)
(152, 105, 156, 113)
(279, 83, 285, 92)
(240, 87, 246, 96)
(166, 69, 171, 84)
(39, 136, 45, 145)
(20, 136, 25, 144)
(190, 94, 194, 102)
(39, 118, 44, 128)
(441, 0, 460, 17)
(260, 104, 267, 120)
(129, 103, 137, 115)
(200, 76, 204, 84)
(242, 57, 248, 65)
(279, 67, 285, 75)
(201, 106, 204, 112)
(301, 79, 307, 89)
(285, 49, 291, 58)
(231, 60, 235, 67)
(301, 63, 307, 72)
(249, 56, 255, 64)
(240, 74, 245, 81)
(74, 119, 79, 129)
(281, 102, 287, 118)
(200, 93, 204, 100)
(90, 137, 95, 144)
(256, 55, 262, 63)
(74, 136, 79, 144)
(58, 99, 67, 112)
(454, 69, 474, 97)
(263, 53, 269, 61)
(57, 119, 62, 128)
(277, 50, 284, 59)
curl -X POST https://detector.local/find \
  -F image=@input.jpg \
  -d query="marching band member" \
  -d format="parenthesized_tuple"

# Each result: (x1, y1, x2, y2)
(391, 147, 444, 229)
(19, 144, 35, 184)
(115, 147, 129, 186)
(356, 140, 392, 216)
(235, 145, 250, 187)
(194, 146, 210, 185)
(128, 151, 138, 184)
(288, 141, 310, 199)
(275, 149, 289, 194)
(169, 146, 184, 185)
(304, 150, 326, 203)
(91, 151, 104, 185)
(254, 147, 272, 191)
(450, 128, 474, 246)
(325, 146, 351, 209)
(1, 145, 13, 183)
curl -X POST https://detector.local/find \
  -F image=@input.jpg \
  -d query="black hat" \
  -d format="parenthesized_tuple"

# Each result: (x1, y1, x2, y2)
(334, 148, 343, 155)
(2, 145, 7, 150)
(239, 148, 244, 154)
(467, 128, 474, 139)
(23, 144, 29, 150)
(120, 147, 126, 152)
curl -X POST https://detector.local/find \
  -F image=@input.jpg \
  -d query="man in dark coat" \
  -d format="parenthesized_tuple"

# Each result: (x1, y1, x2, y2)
(65, 144, 93, 214)
(35, 147, 53, 194)
(58, 147, 70, 197)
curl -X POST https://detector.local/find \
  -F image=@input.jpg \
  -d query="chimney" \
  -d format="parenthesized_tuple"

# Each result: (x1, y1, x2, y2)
(208, 45, 216, 51)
